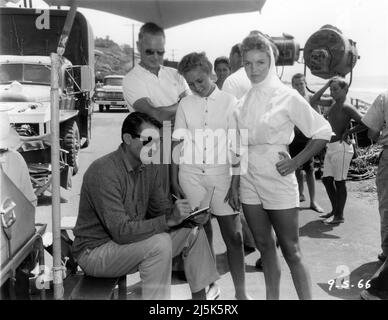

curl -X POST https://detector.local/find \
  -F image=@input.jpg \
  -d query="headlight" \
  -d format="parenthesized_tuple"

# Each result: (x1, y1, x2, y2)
(96, 91, 105, 98)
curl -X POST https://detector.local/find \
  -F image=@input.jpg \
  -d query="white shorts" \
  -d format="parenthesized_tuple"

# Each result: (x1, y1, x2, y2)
(322, 141, 354, 181)
(240, 144, 299, 210)
(179, 169, 236, 216)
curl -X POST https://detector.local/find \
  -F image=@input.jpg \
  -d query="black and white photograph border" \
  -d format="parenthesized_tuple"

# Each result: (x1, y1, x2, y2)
(0, 0, 387, 309)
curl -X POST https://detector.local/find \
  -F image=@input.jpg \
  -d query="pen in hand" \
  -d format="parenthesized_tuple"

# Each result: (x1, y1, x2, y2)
(172, 194, 180, 201)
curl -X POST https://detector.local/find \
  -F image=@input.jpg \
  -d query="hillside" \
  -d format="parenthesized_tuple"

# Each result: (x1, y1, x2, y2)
(94, 36, 134, 81)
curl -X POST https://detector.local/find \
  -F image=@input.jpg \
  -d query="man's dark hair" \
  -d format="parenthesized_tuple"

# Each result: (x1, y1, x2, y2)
(121, 112, 162, 143)
(292, 73, 306, 84)
(230, 43, 242, 58)
(331, 76, 349, 91)
(214, 56, 230, 72)
(138, 22, 165, 40)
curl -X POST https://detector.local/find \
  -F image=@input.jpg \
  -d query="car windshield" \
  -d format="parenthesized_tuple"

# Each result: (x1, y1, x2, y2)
(104, 78, 123, 86)
(0, 63, 51, 85)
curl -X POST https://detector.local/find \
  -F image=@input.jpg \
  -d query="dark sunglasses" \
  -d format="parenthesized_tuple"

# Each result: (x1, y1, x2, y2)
(145, 49, 165, 56)
(132, 134, 153, 146)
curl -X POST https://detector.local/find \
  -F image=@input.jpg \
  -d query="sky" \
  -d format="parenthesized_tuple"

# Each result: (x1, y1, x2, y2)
(4, 0, 388, 88)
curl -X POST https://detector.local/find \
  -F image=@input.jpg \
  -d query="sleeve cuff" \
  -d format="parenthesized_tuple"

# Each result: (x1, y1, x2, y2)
(152, 215, 169, 233)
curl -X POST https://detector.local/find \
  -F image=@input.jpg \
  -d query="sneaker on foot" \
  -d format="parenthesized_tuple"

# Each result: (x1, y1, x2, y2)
(299, 194, 306, 202)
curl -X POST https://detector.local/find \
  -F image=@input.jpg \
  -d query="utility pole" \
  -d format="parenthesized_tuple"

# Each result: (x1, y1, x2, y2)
(124, 22, 139, 68)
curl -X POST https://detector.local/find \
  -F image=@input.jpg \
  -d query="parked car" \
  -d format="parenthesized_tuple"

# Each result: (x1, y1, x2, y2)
(94, 75, 127, 112)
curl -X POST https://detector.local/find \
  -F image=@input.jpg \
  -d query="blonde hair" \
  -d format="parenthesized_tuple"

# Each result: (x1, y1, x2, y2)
(178, 52, 212, 76)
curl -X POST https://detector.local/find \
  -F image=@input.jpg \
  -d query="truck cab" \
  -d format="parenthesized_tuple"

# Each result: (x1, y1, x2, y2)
(0, 55, 90, 174)
(94, 75, 127, 112)
(0, 7, 95, 175)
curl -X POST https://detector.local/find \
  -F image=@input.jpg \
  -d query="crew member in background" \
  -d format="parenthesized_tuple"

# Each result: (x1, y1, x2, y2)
(222, 43, 251, 100)
(213, 56, 231, 89)
(310, 77, 363, 225)
(289, 73, 323, 213)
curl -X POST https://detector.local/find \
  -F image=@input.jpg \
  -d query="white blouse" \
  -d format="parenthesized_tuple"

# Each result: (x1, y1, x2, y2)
(239, 83, 333, 146)
(173, 87, 239, 174)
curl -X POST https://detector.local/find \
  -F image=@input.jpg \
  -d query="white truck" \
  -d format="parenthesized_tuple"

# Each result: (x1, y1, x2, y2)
(94, 75, 128, 112)
(0, 7, 95, 175)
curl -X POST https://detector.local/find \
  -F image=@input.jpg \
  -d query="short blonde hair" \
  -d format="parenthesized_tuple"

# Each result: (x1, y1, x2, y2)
(178, 52, 212, 76)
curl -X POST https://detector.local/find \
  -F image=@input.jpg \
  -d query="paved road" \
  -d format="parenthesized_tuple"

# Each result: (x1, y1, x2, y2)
(36, 106, 382, 300)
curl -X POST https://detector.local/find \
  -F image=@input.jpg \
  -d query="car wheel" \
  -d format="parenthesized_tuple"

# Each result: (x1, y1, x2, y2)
(99, 105, 104, 112)
(61, 119, 80, 175)
(105, 105, 110, 112)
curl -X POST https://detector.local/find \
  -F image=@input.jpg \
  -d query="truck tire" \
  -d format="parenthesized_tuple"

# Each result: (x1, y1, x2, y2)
(99, 105, 104, 112)
(61, 120, 80, 175)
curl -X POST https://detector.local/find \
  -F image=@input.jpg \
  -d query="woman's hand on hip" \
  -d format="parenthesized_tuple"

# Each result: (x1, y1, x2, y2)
(276, 151, 298, 176)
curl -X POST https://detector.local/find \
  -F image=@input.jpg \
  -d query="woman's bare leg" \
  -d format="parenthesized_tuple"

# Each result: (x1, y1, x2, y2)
(243, 204, 280, 300)
(217, 214, 249, 299)
(268, 208, 312, 300)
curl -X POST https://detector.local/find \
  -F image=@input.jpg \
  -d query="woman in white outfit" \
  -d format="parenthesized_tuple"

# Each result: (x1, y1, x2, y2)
(227, 32, 333, 300)
(172, 52, 249, 300)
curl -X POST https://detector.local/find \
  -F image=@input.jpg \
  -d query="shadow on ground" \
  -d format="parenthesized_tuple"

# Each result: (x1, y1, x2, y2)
(317, 261, 382, 300)
(171, 250, 261, 285)
(299, 220, 341, 239)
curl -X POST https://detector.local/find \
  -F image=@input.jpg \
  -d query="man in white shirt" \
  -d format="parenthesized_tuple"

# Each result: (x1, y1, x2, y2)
(123, 22, 191, 194)
(222, 43, 251, 100)
(123, 22, 190, 123)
